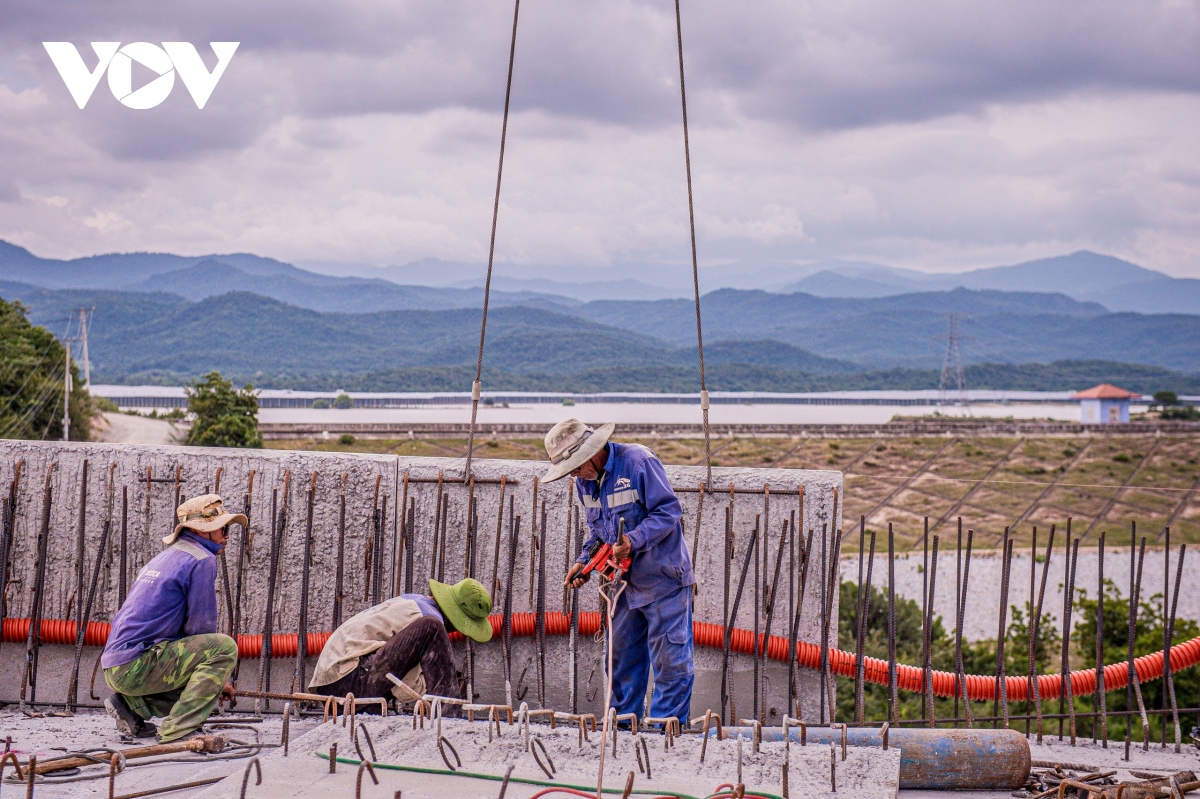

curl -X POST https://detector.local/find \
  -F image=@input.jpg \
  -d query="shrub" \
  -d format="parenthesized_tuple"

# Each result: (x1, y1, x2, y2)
(339, 433, 356, 445)
(333, 393, 354, 409)
(1162, 405, 1200, 420)
(312, 398, 330, 409)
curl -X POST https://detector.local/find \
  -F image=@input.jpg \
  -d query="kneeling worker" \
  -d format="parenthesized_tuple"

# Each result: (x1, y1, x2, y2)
(102, 495, 241, 741)
(309, 578, 493, 705)
(545, 419, 695, 723)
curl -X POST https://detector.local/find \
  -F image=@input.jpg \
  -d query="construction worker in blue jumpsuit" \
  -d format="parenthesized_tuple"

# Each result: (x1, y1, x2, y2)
(542, 419, 695, 724)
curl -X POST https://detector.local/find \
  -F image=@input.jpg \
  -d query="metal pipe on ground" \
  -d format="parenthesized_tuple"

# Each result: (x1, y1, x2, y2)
(733, 726, 1032, 790)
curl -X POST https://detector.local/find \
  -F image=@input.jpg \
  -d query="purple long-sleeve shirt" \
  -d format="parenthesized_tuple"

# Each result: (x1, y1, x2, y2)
(101, 532, 223, 669)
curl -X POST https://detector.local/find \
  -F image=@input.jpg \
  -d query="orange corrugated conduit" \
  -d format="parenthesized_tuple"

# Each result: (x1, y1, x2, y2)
(7, 613, 1197, 702)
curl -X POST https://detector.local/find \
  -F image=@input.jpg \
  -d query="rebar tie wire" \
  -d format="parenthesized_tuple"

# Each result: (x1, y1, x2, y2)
(464, 0, 521, 482)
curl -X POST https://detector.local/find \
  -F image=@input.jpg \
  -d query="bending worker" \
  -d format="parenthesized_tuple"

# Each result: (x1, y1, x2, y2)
(102, 494, 241, 742)
(545, 419, 695, 723)
(309, 578, 493, 706)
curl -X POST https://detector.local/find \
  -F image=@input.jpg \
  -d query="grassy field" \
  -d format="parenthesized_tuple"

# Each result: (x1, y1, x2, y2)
(267, 434, 1200, 547)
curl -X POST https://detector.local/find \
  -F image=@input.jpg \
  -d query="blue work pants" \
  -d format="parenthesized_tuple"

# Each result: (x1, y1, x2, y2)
(606, 584, 694, 723)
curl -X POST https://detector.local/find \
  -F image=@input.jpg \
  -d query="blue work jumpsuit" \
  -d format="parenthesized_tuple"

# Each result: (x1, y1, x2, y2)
(575, 442, 695, 723)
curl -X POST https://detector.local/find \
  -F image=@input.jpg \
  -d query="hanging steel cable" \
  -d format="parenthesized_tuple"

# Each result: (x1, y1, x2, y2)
(464, 0, 522, 482)
(673, 0, 714, 489)
(464, 1, 712, 486)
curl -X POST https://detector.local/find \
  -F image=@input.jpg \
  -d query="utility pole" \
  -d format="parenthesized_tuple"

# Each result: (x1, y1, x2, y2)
(63, 338, 72, 441)
(77, 307, 92, 389)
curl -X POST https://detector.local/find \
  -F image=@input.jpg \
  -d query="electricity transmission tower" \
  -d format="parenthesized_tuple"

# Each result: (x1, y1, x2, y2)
(936, 313, 969, 410)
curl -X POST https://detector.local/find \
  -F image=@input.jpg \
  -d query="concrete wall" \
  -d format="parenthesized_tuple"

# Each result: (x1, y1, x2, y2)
(0, 440, 842, 721)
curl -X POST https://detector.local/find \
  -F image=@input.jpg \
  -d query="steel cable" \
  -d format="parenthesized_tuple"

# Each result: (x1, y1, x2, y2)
(464, 0, 521, 482)
(673, 0, 713, 489)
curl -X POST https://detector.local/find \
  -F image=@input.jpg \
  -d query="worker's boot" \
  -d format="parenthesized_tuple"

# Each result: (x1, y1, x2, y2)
(105, 694, 157, 739)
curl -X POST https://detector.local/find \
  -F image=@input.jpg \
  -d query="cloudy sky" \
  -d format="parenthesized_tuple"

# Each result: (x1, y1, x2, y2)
(2, 0, 1199, 279)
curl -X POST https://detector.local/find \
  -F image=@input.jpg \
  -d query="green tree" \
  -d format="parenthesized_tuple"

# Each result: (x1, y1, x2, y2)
(185, 371, 263, 448)
(333, 392, 354, 409)
(0, 297, 93, 440)
(1153, 390, 1179, 408)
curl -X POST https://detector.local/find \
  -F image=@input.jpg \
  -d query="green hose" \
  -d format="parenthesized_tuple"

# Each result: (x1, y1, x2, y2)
(316, 752, 701, 799)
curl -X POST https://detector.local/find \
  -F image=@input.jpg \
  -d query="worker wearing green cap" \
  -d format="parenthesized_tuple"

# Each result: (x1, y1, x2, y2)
(309, 578, 493, 705)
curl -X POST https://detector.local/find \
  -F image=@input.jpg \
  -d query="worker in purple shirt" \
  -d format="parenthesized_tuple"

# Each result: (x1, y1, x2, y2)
(544, 419, 695, 724)
(101, 494, 241, 741)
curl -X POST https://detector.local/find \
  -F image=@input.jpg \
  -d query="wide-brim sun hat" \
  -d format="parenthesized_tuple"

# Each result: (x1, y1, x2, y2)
(541, 419, 615, 483)
(165, 493, 248, 545)
(429, 578, 494, 643)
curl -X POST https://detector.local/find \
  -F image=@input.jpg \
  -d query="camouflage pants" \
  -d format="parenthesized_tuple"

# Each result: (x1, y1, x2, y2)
(104, 633, 237, 742)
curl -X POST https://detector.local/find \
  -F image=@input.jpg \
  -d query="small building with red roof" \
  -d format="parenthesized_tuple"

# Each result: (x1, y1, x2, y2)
(1071, 383, 1140, 424)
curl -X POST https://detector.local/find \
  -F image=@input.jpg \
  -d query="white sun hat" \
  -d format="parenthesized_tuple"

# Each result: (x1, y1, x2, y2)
(541, 419, 615, 483)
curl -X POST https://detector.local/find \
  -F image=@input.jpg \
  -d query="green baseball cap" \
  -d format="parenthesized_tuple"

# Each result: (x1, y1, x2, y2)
(429, 578, 494, 643)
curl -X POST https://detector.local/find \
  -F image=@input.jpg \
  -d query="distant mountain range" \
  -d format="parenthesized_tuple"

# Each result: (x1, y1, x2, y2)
(2, 240, 1199, 391)
(307, 250, 1200, 314)
(778, 252, 1200, 314)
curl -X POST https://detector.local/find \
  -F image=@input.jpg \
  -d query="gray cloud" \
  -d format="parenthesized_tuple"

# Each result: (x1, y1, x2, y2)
(0, 0, 1198, 275)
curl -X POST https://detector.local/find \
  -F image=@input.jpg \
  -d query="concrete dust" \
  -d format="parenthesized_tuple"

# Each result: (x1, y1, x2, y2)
(0, 708, 309, 799)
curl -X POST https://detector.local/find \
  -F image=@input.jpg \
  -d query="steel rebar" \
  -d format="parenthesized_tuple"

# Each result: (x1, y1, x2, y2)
(887, 522, 897, 724)
(789, 525, 815, 720)
(119, 485, 128, 607)
(1166, 542, 1185, 752)
(997, 537, 1014, 728)
(491, 474, 508, 600)
(231, 474, 253, 686)
(924, 535, 939, 728)
(536, 500, 547, 708)
(259, 474, 289, 710)
(21, 463, 54, 710)
(1096, 530, 1108, 746)
(855, 529, 876, 725)
(761, 517, 788, 726)
(295, 472, 317, 694)
(921, 517, 930, 722)
(333, 473, 347, 629)
(721, 501, 733, 718)
(1128, 533, 1150, 755)
(1064, 535, 1079, 744)
(725, 515, 759, 727)
(955, 528, 974, 727)
(954, 517, 962, 725)
(993, 526, 1011, 725)
(502, 511, 520, 707)
(72, 459, 88, 648)
(1031, 524, 1055, 743)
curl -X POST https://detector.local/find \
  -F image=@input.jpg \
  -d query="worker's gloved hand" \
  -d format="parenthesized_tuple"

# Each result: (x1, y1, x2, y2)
(564, 562, 588, 589)
(612, 533, 632, 561)
(221, 682, 237, 707)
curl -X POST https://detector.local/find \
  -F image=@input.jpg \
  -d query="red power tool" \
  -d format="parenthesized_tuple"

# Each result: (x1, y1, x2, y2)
(579, 540, 632, 583)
